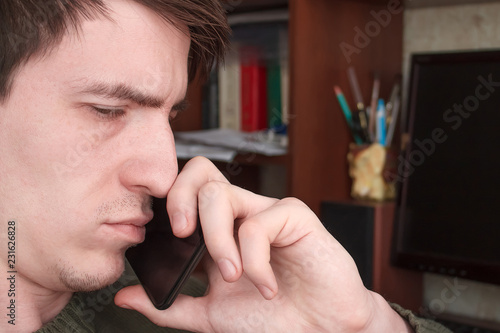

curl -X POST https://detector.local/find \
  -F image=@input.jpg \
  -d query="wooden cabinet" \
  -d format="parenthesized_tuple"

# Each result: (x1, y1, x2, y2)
(173, 0, 403, 215)
(321, 201, 423, 312)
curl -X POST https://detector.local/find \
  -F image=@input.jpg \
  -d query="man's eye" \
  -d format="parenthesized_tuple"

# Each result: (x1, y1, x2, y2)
(91, 106, 125, 119)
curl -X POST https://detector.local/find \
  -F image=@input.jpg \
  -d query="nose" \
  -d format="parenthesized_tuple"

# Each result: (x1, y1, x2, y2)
(118, 111, 178, 198)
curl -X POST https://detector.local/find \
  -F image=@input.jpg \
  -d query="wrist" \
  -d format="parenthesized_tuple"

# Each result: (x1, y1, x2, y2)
(356, 292, 414, 333)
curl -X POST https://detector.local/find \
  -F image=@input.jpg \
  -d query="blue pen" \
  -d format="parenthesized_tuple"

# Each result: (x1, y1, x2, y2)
(334, 86, 362, 144)
(376, 99, 386, 146)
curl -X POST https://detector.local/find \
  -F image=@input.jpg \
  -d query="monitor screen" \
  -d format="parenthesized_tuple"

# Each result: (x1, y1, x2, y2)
(392, 49, 500, 285)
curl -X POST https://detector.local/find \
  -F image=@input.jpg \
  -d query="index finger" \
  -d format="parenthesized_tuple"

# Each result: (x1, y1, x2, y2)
(167, 156, 229, 237)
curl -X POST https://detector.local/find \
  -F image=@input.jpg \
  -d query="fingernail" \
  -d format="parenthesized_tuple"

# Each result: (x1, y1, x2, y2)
(172, 212, 187, 234)
(257, 285, 275, 300)
(217, 258, 237, 280)
(118, 303, 132, 310)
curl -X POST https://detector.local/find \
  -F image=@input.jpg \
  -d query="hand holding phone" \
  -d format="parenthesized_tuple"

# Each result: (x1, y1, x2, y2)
(125, 197, 206, 310)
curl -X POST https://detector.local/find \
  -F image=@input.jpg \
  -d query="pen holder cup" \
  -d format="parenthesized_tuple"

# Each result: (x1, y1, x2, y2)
(347, 143, 396, 201)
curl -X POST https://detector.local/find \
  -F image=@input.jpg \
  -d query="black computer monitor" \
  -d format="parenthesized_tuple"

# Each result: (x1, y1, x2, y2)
(392, 49, 500, 285)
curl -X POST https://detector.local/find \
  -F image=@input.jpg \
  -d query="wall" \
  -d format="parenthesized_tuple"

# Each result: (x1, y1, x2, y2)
(423, 274, 500, 324)
(403, 1, 500, 324)
(404, 0, 500, 74)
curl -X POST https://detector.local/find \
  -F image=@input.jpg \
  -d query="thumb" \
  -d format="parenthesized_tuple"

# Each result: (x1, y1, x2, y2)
(114, 284, 149, 310)
(114, 285, 209, 332)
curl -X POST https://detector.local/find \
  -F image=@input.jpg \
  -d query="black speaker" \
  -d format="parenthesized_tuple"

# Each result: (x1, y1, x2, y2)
(320, 201, 375, 289)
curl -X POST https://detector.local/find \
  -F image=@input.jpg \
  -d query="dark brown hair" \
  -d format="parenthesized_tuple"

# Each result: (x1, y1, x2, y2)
(0, 0, 230, 102)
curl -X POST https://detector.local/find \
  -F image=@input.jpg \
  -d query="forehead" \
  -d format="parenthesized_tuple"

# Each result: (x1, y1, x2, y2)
(28, 0, 191, 102)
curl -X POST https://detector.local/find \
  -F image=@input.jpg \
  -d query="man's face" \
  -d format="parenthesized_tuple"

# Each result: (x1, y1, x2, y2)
(0, 1, 190, 291)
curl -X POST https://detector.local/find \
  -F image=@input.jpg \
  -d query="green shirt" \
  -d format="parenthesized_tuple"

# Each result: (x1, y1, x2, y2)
(36, 262, 202, 333)
(36, 265, 451, 333)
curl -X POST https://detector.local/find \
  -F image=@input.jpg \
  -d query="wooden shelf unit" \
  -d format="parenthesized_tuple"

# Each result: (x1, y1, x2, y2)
(321, 200, 423, 312)
(173, 0, 403, 215)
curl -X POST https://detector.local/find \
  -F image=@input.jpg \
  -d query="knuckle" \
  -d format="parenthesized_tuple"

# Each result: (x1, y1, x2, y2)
(198, 180, 227, 204)
(188, 155, 211, 166)
(279, 197, 308, 210)
(188, 156, 228, 183)
(238, 220, 263, 240)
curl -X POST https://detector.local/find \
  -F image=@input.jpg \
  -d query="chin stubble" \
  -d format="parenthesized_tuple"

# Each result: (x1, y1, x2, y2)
(57, 261, 122, 292)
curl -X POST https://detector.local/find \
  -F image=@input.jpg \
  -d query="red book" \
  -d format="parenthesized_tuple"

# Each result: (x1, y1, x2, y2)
(240, 49, 268, 132)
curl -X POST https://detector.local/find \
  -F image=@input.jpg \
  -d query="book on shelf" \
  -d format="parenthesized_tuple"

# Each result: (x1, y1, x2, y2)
(200, 19, 289, 134)
(240, 46, 268, 132)
(266, 24, 285, 130)
(201, 66, 219, 129)
(267, 59, 282, 130)
(279, 26, 289, 126)
(218, 44, 241, 130)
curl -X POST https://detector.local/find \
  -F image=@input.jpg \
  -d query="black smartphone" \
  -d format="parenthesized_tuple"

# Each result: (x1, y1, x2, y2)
(126, 197, 206, 310)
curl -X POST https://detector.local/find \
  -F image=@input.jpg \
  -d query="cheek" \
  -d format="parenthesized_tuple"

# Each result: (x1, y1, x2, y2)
(1, 70, 114, 191)
(0, 101, 112, 228)
(0, 105, 57, 187)
(6, 111, 85, 189)
(0, 105, 87, 258)
(50, 120, 118, 179)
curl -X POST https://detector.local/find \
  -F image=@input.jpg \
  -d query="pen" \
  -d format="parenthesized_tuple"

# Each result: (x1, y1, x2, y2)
(347, 67, 364, 111)
(385, 95, 400, 147)
(376, 98, 386, 146)
(369, 74, 380, 142)
(347, 67, 371, 143)
(386, 82, 400, 128)
(334, 86, 362, 144)
(357, 109, 370, 143)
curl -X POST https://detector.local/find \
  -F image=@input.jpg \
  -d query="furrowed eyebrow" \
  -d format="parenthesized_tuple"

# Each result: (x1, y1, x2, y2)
(78, 82, 165, 108)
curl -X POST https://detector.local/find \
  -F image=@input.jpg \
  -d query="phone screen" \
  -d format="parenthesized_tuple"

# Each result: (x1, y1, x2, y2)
(126, 197, 206, 310)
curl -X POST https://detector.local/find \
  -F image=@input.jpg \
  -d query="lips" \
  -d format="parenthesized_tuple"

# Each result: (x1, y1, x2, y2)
(103, 214, 153, 244)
